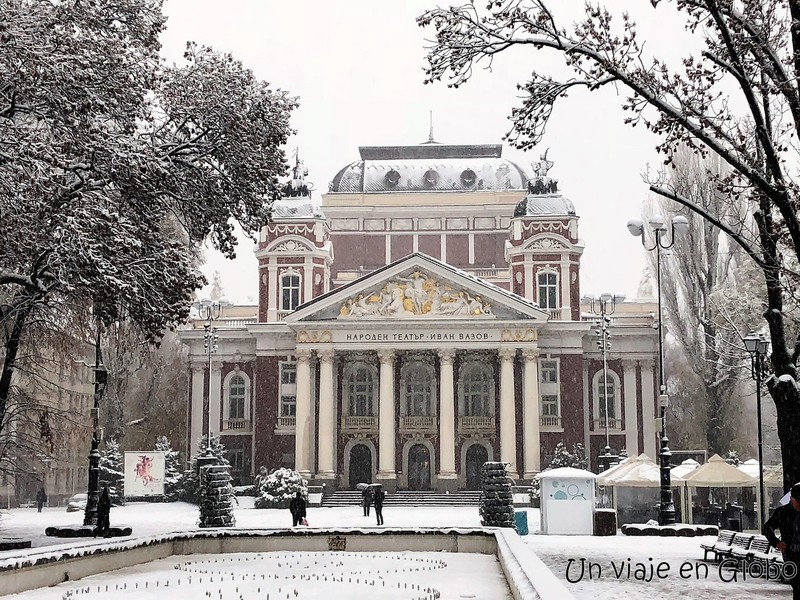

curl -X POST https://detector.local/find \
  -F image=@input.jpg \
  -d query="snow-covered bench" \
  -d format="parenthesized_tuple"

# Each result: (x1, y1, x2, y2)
(700, 529, 736, 561)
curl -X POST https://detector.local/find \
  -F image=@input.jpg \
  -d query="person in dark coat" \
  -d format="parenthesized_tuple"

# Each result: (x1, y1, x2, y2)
(361, 487, 372, 517)
(763, 482, 800, 599)
(95, 486, 111, 537)
(35, 488, 47, 513)
(289, 491, 306, 527)
(373, 487, 385, 526)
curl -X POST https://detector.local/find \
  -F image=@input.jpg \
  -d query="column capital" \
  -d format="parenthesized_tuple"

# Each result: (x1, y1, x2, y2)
(437, 348, 455, 364)
(620, 358, 639, 370)
(295, 348, 313, 362)
(377, 349, 395, 365)
(209, 361, 223, 374)
(191, 363, 206, 373)
(521, 348, 540, 362)
(499, 347, 517, 361)
(318, 348, 335, 363)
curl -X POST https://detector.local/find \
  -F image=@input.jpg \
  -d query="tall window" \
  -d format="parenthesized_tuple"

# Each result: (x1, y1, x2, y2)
(228, 375, 246, 420)
(539, 357, 561, 422)
(345, 364, 375, 416)
(279, 362, 297, 417)
(402, 363, 435, 416)
(281, 273, 301, 311)
(228, 449, 244, 473)
(537, 271, 558, 309)
(597, 377, 616, 419)
(459, 362, 493, 417)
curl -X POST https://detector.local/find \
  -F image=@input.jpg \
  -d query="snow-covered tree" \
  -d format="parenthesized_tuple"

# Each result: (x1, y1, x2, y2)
(253, 467, 307, 509)
(155, 436, 182, 501)
(0, 0, 296, 452)
(725, 450, 740, 467)
(99, 439, 125, 505)
(179, 435, 229, 505)
(419, 0, 800, 491)
(198, 464, 235, 528)
(546, 442, 588, 470)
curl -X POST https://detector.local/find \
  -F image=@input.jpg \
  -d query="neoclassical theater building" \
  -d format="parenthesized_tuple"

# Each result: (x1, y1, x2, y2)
(181, 141, 660, 492)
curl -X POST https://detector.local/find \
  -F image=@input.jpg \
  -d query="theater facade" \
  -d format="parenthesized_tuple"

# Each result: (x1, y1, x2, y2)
(180, 141, 660, 492)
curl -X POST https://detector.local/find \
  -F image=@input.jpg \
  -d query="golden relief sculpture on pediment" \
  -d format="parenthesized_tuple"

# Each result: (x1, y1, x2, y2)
(338, 271, 494, 319)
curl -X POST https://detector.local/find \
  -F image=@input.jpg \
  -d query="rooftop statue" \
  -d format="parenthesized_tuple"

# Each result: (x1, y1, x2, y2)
(533, 148, 554, 178)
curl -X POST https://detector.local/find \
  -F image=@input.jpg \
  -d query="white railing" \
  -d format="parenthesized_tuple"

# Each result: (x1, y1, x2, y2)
(277, 416, 296, 429)
(277, 310, 293, 321)
(343, 416, 378, 431)
(399, 415, 437, 431)
(540, 415, 562, 428)
(459, 416, 495, 430)
(593, 418, 623, 431)
(548, 308, 561, 320)
(223, 419, 251, 432)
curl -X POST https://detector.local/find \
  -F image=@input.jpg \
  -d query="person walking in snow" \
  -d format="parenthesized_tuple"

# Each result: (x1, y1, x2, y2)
(763, 482, 800, 599)
(95, 486, 111, 537)
(35, 488, 47, 513)
(373, 487, 385, 526)
(289, 491, 306, 527)
(361, 487, 372, 517)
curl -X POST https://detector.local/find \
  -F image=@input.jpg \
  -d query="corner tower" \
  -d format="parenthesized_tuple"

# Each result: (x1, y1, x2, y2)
(506, 152, 584, 320)
(256, 157, 333, 323)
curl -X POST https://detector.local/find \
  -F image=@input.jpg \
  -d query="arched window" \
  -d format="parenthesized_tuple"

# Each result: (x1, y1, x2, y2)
(281, 273, 301, 311)
(228, 374, 246, 420)
(537, 270, 558, 309)
(222, 370, 251, 430)
(458, 361, 494, 417)
(592, 369, 621, 424)
(401, 362, 436, 416)
(344, 363, 376, 416)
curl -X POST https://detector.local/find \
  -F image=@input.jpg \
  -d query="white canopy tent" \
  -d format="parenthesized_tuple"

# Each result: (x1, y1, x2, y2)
(683, 454, 757, 525)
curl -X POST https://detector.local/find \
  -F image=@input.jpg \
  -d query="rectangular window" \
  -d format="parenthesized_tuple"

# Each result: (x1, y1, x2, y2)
(537, 272, 558, 309)
(540, 361, 558, 384)
(281, 363, 297, 384)
(541, 394, 559, 416)
(280, 395, 296, 416)
(281, 274, 301, 311)
(228, 449, 244, 472)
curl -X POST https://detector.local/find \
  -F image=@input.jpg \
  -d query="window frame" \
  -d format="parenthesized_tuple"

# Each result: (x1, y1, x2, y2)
(278, 360, 297, 418)
(536, 270, 559, 309)
(280, 272, 301, 311)
(222, 370, 251, 425)
(457, 360, 495, 417)
(592, 368, 621, 421)
(343, 362, 377, 417)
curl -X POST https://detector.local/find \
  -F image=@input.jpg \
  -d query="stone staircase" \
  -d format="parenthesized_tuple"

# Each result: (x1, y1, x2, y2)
(320, 490, 482, 507)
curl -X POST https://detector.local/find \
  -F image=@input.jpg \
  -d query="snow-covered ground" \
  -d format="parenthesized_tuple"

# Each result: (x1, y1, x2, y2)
(0, 500, 793, 599)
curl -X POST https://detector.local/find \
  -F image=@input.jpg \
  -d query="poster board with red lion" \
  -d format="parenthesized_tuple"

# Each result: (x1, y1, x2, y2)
(124, 451, 166, 497)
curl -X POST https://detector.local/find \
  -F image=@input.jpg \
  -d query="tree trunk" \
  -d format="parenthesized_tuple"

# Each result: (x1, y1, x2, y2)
(0, 295, 35, 437)
(766, 377, 800, 491)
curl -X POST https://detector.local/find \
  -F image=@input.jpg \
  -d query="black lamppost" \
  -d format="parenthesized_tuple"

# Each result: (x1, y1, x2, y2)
(591, 294, 619, 472)
(200, 299, 221, 438)
(627, 214, 689, 525)
(743, 331, 770, 526)
(83, 320, 107, 526)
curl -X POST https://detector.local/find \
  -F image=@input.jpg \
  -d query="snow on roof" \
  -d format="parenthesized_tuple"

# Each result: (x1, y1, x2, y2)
(537, 467, 597, 480)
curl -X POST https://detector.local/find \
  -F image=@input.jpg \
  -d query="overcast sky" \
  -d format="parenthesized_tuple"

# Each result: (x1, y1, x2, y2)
(159, 0, 692, 305)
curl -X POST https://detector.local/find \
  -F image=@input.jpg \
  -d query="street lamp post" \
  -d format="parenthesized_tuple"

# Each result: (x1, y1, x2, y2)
(201, 299, 222, 438)
(591, 294, 618, 472)
(83, 319, 107, 526)
(627, 214, 689, 525)
(743, 331, 770, 526)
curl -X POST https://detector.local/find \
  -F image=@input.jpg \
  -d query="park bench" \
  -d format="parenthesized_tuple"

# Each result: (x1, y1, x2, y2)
(718, 532, 755, 561)
(700, 529, 736, 562)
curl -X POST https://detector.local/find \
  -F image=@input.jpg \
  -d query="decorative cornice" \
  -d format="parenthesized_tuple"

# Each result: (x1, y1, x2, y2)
(296, 330, 333, 344)
(501, 328, 538, 342)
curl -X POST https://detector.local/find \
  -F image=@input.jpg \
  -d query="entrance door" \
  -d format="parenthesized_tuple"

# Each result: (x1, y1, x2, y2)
(349, 444, 372, 489)
(465, 444, 489, 490)
(407, 444, 431, 490)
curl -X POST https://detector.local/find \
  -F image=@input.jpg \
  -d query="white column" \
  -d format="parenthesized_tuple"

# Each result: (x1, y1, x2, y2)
(317, 349, 336, 479)
(522, 348, 541, 478)
(190, 365, 205, 459)
(438, 349, 457, 480)
(525, 262, 534, 301)
(623, 360, 639, 455)
(641, 359, 657, 460)
(468, 233, 475, 264)
(499, 348, 519, 478)
(377, 349, 396, 480)
(560, 259, 571, 320)
(303, 262, 313, 304)
(294, 349, 313, 478)
(209, 361, 223, 436)
(267, 263, 278, 322)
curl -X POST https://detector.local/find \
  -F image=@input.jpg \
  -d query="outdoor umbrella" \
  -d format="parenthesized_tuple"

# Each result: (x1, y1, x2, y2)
(356, 483, 370, 491)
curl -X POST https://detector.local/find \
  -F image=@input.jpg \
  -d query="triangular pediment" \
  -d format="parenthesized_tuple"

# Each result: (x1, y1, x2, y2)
(285, 253, 549, 324)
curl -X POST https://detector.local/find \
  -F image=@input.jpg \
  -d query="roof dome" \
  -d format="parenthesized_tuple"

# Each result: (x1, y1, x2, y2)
(328, 144, 528, 193)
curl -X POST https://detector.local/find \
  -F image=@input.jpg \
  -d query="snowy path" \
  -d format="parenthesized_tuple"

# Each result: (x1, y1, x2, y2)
(0, 501, 793, 599)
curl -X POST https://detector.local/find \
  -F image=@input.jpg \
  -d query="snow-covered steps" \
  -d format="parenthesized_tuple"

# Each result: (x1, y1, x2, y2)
(321, 490, 483, 507)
